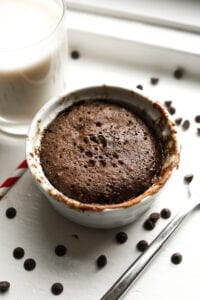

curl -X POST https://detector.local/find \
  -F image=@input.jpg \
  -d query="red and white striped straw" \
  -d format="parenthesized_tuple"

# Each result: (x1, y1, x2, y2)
(0, 160, 28, 200)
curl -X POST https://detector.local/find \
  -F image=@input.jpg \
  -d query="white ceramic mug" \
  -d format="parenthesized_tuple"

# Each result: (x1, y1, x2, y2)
(26, 85, 180, 228)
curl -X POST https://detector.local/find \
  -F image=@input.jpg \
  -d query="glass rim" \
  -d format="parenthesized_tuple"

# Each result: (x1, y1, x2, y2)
(0, 0, 65, 52)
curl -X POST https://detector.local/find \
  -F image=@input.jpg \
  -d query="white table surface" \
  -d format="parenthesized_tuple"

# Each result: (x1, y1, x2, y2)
(1, 26, 200, 300)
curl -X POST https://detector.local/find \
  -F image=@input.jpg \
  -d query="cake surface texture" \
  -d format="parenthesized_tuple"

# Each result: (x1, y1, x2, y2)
(40, 101, 163, 204)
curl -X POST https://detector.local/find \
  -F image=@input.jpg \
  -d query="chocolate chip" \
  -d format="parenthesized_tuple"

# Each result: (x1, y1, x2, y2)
(164, 100, 172, 107)
(173, 68, 184, 79)
(195, 115, 200, 123)
(71, 50, 80, 59)
(182, 120, 190, 130)
(184, 174, 193, 184)
(96, 255, 107, 268)
(150, 77, 159, 85)
(143, 219, 155, 230)
(136, 240, 149, 252)
(51, 283, 63, 295)
(175, 117, 182, 125)
(167, 106, 176, 115)
(13, 247, 25, 259)
(55, 245, 67, 256)
(149, 212, 160, 224)
(136, 85, 143, 90)
(0, 281, 10, 293)
(6, 207, 16, 219)
(197, 128, 200, 136)
(171, 253, 182, 264)
(24, 258, 36, 271)
(115, 232, 128, 244)
(160, 208, 171, 219)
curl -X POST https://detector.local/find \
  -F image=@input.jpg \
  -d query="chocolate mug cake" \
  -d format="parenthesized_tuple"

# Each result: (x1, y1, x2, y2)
(40, 100, 164, 205)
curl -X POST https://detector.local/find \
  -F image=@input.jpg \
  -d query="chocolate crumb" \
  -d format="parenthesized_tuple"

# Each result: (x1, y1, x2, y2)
(96, 255, 107, 268)
(71, 50, 80, 59)
(182, 120, 190, 130)
(161, 208, 171, 219)
(24, 258, 36, 271)
(171, 252, 182, 264)
(51, 283, 63, 295)
(115, 232, 128, 244)
(167, 106, 176, 115)
(6, 207, 16, 219)
(13, 247, 25, 259)
(55, 245, 67, 256)
(150, 77, 159, 85)
(143, 219, 155, 230)
(175, 117, 182, 125)
(136, 240, 149, 252)
(197, 128, 200, 136)
(149, 212, 160, 224)
(0, 281, 10, 293)
(195, 115, 200, 123)
(136, 84, 143, 90)
(164, 100, 172, 107)
(184, 174, 193, 184)
(173, 68, 184, 79)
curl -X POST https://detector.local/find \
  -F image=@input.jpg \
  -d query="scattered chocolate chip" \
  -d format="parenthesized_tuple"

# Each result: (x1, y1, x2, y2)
(24, 258, 36, 271)
(175, 117, 182, 125)
(195, 115, 200, 123)
(182, 120, 190, 130)
(115, 232, 128, 244)
(171, 252, 182, 264)
(197, 128, 200, 136)
(96, 255, 107, 268)
(13, 247, 25, 259)
(149, 212, 160, 224)
(0, 281, 10, 293)
(136, 84, 143, 90)
(51, 283, 63, 295)
(167, 106, 176, 115)
(150, 77, 159, 85)
(55, 245, 67, 256)
(173, 68, 184, 79)
(160, 208, 171, 219)
(184, 174, 193, 184)
(164, 100, 172, 107)
(143, 219, 155, 230)
(6, 207, 16, 219)
(71, 50, 80, 59)
(136, 240, 149, 252)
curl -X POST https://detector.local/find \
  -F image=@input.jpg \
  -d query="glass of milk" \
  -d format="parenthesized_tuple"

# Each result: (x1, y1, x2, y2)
(0, 0, 68, 135)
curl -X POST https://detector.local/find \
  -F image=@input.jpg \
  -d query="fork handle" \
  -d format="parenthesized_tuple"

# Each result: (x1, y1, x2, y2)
(101, 197, 199, 300)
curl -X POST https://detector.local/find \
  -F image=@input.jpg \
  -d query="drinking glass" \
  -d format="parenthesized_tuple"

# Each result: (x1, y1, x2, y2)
(0, 0, 68, 135)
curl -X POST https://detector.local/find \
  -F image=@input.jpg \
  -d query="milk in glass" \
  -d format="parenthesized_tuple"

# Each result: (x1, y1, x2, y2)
(0, 0, 68, 134)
